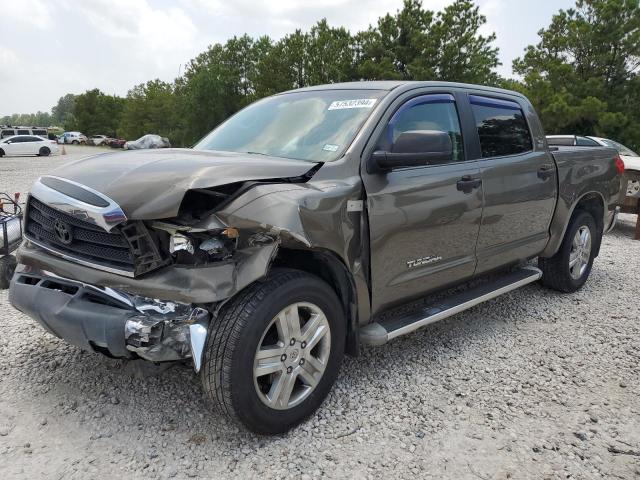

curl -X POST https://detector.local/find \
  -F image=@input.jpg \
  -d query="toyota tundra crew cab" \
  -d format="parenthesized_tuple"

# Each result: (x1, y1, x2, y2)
(8, 81, 623, 434)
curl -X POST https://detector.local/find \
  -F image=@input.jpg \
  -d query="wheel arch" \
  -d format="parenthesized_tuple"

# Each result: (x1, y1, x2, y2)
(570, 192, 605, 257)
(542, 190, 606, 258)
(272, 247, 361, 356)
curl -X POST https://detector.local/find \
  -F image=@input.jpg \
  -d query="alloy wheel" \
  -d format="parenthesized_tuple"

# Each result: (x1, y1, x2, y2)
(253, 302, 331, 410)
(569, 225, 591, 280)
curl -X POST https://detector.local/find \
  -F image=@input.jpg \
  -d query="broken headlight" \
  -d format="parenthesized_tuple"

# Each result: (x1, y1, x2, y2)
(162, 227, 238, 264)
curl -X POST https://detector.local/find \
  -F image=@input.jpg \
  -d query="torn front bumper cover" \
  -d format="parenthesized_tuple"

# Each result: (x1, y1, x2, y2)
(9, 267, 210, 370)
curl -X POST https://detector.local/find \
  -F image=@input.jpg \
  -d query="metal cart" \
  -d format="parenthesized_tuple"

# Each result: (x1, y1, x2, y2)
(0, 192, 22, 289)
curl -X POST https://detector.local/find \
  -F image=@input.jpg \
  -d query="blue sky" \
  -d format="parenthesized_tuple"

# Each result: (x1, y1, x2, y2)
(0, 0, 575, 116)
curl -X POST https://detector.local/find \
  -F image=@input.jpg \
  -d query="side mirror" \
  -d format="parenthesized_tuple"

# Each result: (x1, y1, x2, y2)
(371, 130, 453, 171)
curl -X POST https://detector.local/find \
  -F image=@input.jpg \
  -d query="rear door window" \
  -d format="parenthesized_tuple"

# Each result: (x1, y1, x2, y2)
(470, 95, 533, 158)
(17, 129, 29, 135)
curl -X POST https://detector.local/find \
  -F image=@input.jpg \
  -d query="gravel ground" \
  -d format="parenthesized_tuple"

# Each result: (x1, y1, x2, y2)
(1, 145, 639, 479)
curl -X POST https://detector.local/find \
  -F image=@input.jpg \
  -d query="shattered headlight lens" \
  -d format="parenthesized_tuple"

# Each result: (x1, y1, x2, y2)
(169, 233, 194, 254)
(161, 226, 239, 264)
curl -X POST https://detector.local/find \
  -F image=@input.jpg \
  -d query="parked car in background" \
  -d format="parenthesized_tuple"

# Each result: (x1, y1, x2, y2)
(124, 134, 170, 150)
(547, 135, 640, 201)
(1, 127, 49, 139)
(87, 135, 108, 146)
(106, 137, 126, 148)
(0, 135, 59, 157)
(58, 132, 87, 145)
(546, 135, 601, 147)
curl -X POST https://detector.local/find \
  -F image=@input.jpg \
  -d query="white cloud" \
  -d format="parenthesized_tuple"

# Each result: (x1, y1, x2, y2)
(0, 47, 19, 83)
(0, 47, 18, 67)
(2, 0, 52, 30)
(70, 0, 197, 53)
(0, 0, 576, 115)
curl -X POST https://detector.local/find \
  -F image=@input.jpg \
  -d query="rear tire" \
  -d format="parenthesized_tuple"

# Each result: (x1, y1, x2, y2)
(0, 255, 17, 290)
(539, 210, 597, 292)
(201, 269, 345, 434)
(38, 147, 50, 157)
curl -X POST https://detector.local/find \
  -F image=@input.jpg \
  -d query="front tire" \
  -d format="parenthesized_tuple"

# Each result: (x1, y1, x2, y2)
(72, 140, 78, 145)
(201, 269, 345, 434)
(0, 148, 4, 157)
(38, 147, 50, 157)
(539, 210, 597, 292)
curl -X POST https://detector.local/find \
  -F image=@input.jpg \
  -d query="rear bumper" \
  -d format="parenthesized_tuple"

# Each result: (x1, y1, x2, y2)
(9, 267, 209, 366)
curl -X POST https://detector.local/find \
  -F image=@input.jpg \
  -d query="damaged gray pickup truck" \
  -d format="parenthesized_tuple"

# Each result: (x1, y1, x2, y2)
(9, 81, 623, 434)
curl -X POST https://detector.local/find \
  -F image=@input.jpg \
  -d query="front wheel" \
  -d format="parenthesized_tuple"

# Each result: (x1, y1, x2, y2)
(201, 269, 345, 434)
(72, 140, 78, 145)
(539, 210, 597, 292)
(38, 147, 50, 157)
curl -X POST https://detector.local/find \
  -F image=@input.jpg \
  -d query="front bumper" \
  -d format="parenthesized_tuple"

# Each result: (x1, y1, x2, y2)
(9, 267, 210, 368)
(16, 240, 278, 304)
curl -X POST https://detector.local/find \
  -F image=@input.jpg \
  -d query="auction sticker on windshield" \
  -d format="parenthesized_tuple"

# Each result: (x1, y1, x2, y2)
(322, 144, 339, 152)
(328, 99, 377, 110)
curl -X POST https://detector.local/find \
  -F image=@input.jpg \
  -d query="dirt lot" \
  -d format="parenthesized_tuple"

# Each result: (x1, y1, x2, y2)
(1, 145, 639, 479)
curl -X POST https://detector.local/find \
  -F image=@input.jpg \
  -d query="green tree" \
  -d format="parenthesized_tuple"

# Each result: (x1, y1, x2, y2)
(73, 89, 125, 136)
(178, 42, 241, 145)
(514, 0, 640, 149)
(51, 94, 76, 129)
(355, 0, 499, 83)
(305, 20, 356, 85)
(119, 80, 178, 141)
(0, 112, 53, 127)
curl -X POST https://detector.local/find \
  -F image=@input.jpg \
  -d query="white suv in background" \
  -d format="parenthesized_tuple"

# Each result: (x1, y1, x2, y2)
(59, 132, 87, 144)
(1, 127, 49, 139)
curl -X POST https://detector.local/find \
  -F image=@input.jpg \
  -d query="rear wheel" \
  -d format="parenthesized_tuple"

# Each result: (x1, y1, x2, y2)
(201, 269, 345, 434)
(539, 210, 597, 292)
(38, 147, 50, 157)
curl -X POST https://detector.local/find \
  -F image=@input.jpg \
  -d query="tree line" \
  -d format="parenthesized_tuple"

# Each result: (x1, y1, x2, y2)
(2, 0, 639, 150)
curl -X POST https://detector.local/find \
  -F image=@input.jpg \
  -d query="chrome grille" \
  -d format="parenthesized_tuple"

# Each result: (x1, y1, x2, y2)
(25, 197, 135, 274)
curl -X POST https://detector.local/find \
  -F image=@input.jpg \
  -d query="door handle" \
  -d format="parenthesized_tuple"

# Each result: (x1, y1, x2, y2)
(456, 176, 482, 194)
(538, 164, 554, 180)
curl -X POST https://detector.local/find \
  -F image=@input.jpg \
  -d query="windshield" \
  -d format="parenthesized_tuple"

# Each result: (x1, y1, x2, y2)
(194, 89, 386, 162)
(600, 138, 638, 157)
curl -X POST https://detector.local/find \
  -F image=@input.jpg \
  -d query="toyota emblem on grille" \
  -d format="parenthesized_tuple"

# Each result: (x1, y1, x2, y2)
(54, 219, 73, 245)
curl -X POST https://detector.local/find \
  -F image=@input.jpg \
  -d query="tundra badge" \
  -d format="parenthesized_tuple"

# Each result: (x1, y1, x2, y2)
(406, 256, 442, 269)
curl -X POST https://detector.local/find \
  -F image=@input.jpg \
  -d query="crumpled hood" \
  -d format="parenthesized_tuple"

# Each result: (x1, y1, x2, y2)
(50, 148, 318, 219)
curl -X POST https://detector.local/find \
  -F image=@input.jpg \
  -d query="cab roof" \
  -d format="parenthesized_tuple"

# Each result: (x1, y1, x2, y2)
(285, 80, 527, 100)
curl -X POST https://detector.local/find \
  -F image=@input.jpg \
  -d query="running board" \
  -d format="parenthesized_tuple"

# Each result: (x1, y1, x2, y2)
(360, 266, 542, 346)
